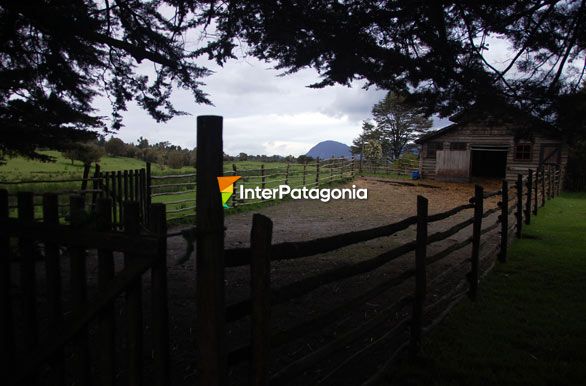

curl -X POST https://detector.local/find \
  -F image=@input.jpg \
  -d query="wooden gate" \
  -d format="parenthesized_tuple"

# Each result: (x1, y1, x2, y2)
(0, 190, 169, 386)
(98, 167, 149, 227)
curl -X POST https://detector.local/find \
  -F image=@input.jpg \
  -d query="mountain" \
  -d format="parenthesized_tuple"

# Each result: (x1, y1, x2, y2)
(306, 140, 352, 159)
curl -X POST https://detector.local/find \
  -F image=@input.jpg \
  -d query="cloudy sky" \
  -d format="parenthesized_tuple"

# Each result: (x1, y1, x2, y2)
(96, 34, 526, 156)
(96, 56, 455, 156)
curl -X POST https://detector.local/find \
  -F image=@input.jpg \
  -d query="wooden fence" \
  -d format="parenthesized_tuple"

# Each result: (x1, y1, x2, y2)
(358, 158, 420, 177)
(148, 156, 355, 221)
(191, 116, 563, 386)
(0, 115, 564, 386)
(97, 167, 149, 226)
(0, 191, 169, 386)
(0, 163, 105, 221)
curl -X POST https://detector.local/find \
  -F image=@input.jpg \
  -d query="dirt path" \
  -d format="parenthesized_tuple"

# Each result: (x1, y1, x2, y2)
(164, 177, 505, 385)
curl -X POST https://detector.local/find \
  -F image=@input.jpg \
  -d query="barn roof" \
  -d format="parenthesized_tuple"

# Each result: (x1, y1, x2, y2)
(415, 104, 560, 145)
(415, 123, 461, 144)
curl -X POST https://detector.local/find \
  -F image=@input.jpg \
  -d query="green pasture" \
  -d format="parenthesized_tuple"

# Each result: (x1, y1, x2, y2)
(388, 193, 586, 386)
(0, 152, 355, 221)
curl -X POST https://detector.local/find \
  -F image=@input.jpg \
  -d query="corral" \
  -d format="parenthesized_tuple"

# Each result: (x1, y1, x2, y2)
(1, 117, 562, 386)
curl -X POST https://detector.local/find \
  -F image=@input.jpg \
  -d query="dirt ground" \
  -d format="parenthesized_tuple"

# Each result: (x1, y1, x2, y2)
(8, 176, 510, 386)
(164, 176, 506, 385)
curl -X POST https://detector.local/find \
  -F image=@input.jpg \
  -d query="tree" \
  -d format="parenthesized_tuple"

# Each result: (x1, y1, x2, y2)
(137, 137, 150, 150)
(167, 150, 187, 169)
(140, 148, 161, 164)
(297, 155, 313, 164)
(209, 1, 586, 128)
(63, 142, 105, 165)
(104, 137, 127, 157)
(372, 93, 432, 159)
(0, 1, 217, 161)
(351, 121, 381, 156)
(238, 152, 248, 161)
(363, 140, 383, 162)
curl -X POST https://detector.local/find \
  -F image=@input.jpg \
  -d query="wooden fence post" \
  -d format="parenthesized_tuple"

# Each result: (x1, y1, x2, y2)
(302, 163, 307, 186)
(351, 156, 355, 178)
(261, 164, 266, 191)
(140, 168, 147, 220)
(525, 169, 532, 225)
(541, 166, 546, 207)
(547, 164, 555, 200)
(232, 164, 239, 208)
(516, 174, 523, 239)
(128, 169, 135, 201)
(91, 163, 101, 209)
(108, 172, 117, 224)
(146, 161, 152, 224)
(196, 115, 227, 386)
(116, 171, 123, 223)
(533, 167, 539, 215)
(134, 169, 140, 203)
(557, 165, 562, 196)
(316, 157, 320, 187)
(285, 162, 290, 186)
(250, 214, 273, 386)
(469, 185, 483, 301)
(18, 192, 38, 351)
(96, 198, 116, 386)
(150, 204, 170, 386)
(43, 193, 65, 384)
(410, 195, 428, 358)
(0, 189, 14, 377)
(124, 170, 129, 203)
(329, 156, 334, 182)
(124, 202, 143, 386)
(499, 180, 509, 263)
(69, 195, 90, 385)
(80, 163, 91, 198)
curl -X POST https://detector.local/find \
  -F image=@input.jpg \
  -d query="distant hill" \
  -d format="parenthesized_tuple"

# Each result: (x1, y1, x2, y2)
(306, 140, 352, 159)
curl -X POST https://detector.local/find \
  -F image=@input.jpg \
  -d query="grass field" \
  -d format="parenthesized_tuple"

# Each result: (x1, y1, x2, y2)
(388, 192, 586, 386)
(0, 152, 358, 221)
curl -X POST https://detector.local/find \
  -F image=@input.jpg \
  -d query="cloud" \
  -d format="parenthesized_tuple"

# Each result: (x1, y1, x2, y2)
(97, 50, 475, 156)
(98, 56, 383, 155)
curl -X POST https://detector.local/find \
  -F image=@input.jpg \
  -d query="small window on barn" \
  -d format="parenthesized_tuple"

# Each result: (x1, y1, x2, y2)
(514, 144, 532, 161)
(451, 142, 467, 151)
(426, 142, 443, 158)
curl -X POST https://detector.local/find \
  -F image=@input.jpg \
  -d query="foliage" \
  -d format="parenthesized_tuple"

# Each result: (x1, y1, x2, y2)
(363, 139, 383, 162)
(371, 92, 432, 159)
(104, 137, 127, 157)
(297, 155, 314, 164)
(0, 1, 216, 160)
(209, 1, 586, 129)
(167, 149, 190, 169)
(62, 142, 105, 165)
(351, 121, 379, 156)
(2, 1, 585, 163)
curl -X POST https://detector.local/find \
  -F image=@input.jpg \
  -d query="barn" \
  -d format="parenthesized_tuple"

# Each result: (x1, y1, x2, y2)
(416, 107, 568, 182)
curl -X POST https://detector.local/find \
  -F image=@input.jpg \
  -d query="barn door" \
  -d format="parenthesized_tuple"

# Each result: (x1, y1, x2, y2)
(435, 149, 470, 179)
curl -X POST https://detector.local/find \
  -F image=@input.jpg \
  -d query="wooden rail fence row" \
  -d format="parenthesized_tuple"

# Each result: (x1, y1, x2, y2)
(187, 115, 560, 385)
